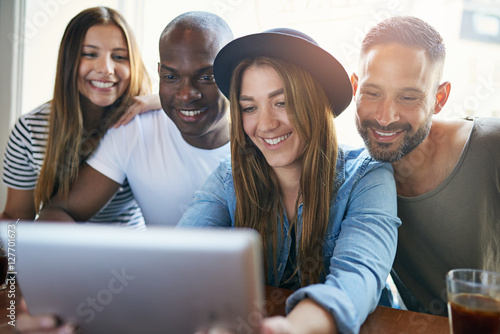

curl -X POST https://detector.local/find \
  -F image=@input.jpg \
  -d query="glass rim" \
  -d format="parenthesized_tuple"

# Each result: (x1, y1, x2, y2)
(447, 268, 500, 276)
(447, 268, 500, 286)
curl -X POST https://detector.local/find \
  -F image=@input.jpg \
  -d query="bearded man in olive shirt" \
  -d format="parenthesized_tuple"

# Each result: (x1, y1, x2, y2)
(352, 16, 500, 316)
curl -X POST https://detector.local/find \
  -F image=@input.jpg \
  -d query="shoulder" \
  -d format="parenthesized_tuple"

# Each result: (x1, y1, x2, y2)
(8, 102, 51, 143)
(334, 145, 395, 200)
(138, 108, 165, 121)
(333, 147, 397, 214)
(338, 145, 393, 178)
(198, 156, 234, 195)
(465, 117, 500, 161)
(208, 156, 234, 186)
(105, 109, 165, 139)
(470, 117, 500, 141)
(117, 108, 165, 129)
(24, 102, 51, 117)
(431, 117, 500, 155)
(430, 118, 472, 144)
(15, 102, 51, 128)
(215, 156, 233, 181)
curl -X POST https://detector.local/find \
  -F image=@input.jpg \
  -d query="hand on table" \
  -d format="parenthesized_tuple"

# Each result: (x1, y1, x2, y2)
(16, 299, 78, 334)
(261, 299, 336, 334)
(259, 316, 293, 333)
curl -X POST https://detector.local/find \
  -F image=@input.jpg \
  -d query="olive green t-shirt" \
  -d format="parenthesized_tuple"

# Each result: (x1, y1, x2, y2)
(393, 117, 500, 316)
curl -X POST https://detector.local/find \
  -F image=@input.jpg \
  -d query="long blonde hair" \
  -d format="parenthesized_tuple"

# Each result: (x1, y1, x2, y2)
(35, 6, 151, 211)
(230, 57, 338, 285)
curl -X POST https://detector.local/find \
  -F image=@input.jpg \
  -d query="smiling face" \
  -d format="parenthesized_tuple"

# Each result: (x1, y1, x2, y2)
(77, 24, 130, 109)
(239, 64, 305, 172)
(354, 43, 441, 162)
(158, 28, 229, 149)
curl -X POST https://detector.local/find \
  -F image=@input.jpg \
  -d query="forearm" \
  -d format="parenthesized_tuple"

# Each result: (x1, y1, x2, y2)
(1, 210, 35, 221)
(37, 205, 77, 222)
(35, 164, 121, 223)
(0, 211, 15, 220)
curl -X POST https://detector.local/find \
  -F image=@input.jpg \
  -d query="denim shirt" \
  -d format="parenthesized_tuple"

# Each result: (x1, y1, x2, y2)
(177, 146, 400, 334)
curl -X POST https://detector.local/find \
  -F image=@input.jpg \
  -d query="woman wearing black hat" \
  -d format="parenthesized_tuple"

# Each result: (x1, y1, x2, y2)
(179, 29, 400, 333)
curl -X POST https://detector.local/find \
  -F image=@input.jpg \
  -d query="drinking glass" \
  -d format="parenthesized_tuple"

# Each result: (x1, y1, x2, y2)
(446, 268, 500, 334)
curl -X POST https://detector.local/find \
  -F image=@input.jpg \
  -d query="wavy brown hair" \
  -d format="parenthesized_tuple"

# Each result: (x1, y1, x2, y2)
(230, 57, 338, 285)
(35, 6, 151, 211)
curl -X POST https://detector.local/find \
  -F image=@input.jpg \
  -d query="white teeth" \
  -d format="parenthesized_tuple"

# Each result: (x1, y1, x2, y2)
(91, 80, 114, 88)
(375, 131, 397, 137)
(180, 109, 204, 117)
(264, 133, 291, 145)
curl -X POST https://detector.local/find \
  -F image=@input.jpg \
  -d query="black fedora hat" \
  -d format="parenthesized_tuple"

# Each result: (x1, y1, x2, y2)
(213, 28, 352, 116)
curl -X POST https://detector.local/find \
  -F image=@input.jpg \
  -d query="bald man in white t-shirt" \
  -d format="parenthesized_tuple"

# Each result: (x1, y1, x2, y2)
(38, 12, 233, 226)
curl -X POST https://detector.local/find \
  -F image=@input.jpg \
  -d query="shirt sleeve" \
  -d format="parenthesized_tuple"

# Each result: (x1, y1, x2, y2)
(86, 126, 130, 185)
(176, 159, 233, 229)
(2, 116, 39, 189)
(286, 163, 400, 334)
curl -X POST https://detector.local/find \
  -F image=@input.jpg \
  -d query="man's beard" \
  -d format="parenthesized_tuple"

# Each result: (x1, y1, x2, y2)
(356, 116, 432, 162)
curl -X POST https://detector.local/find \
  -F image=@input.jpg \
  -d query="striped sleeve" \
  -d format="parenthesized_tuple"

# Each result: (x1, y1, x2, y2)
(3, 104, 50, 189)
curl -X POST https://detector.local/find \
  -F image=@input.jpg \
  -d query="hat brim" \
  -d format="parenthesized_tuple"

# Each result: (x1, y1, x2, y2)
(213, 32, 352, 116)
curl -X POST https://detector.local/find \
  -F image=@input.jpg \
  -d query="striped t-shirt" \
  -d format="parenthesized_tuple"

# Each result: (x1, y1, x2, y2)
(2, 102, 145, 229)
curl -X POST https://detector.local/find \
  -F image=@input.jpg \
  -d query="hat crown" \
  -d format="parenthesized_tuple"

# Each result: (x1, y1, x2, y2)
(263, 28, 319, 47)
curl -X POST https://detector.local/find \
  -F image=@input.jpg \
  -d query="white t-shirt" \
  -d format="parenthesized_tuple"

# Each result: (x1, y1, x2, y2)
(86, 109, 230, 226)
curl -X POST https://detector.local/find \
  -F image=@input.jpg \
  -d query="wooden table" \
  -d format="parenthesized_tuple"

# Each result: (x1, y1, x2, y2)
(0, 286, 449, 333)
(359, 305, 449, 333)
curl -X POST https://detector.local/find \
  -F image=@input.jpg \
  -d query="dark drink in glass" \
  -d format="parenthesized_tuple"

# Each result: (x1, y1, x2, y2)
(448, 293, 500, 334)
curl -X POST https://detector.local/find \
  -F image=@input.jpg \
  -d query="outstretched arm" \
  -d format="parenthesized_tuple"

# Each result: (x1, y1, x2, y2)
(37, 163, 120, 222)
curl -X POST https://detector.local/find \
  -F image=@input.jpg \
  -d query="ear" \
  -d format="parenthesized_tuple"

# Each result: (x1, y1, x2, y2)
(157, 62, 161, 75)
(434, 81, 451, 115)
(351, 73, 359, 97)
(434, 81, 451, 114)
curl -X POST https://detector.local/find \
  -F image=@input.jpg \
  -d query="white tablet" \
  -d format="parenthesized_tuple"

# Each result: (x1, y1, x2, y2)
(0, 222, 264, 333)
